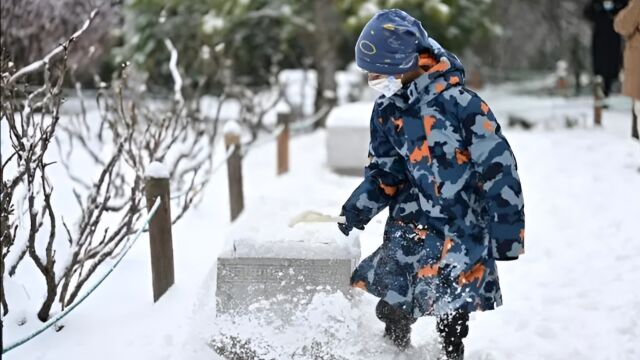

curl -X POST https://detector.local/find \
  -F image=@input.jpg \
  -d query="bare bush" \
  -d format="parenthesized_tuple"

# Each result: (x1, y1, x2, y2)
(1, 9, 100, 321)
(53, 36, 226, 309)
(1, 8, 225, 321)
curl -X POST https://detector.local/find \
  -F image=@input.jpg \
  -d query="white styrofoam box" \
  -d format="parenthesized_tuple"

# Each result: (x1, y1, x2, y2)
(216, 256, 357, 314)
(216, 234, 360, 314)
(216, 195, 361, 314)
(325, 102, 373, 173)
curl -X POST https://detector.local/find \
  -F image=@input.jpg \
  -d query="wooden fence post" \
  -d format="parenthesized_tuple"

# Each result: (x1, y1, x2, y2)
(145, 163, 175, 303)
(277, 112, 290, 176)
(594, 76, 603, 127)
(224, 122, 244, 222)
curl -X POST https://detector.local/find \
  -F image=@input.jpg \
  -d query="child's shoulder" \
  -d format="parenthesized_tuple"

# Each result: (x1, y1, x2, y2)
(442, 86, 495, 119)
(433, 85, 488, 119)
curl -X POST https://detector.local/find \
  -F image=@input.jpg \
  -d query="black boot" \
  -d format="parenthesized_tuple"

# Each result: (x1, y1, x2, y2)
(383, 322, 412, 350)
(376, 300, 416, 351)
(436, 311, 469, 360)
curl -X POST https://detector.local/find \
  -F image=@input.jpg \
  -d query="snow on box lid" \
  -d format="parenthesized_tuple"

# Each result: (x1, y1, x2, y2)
(220, 205, 360, 260)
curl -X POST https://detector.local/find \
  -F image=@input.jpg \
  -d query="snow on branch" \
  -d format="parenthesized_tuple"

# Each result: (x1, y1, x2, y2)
(164, 38, 184, 106)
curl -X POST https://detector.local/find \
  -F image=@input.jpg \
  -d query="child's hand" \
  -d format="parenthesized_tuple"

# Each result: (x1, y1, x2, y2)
(338, 208, 366, 236)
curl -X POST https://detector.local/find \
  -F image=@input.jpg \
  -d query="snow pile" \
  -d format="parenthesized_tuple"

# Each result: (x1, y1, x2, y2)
(211, 292, 443, 359)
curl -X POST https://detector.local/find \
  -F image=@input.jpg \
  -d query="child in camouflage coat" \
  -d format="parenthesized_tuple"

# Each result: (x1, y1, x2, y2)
(338, 9, 525, 360)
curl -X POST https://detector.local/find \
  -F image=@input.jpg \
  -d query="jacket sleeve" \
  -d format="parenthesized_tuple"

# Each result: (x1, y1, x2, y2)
(342, 107, 407, 226)
(461, 96, 525, 260)
(614, 0, 640, 37)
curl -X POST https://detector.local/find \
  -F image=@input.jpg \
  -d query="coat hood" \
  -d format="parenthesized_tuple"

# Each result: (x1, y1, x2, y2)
(378, 38, 467, 111)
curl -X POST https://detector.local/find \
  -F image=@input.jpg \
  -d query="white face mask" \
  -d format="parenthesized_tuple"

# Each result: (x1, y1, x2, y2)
(368, 75, 403, 98)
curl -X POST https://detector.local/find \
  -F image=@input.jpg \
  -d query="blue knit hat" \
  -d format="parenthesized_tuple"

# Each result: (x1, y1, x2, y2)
(355, 9, 430, 75)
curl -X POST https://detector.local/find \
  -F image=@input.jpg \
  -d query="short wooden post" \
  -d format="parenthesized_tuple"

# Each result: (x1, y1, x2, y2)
(224, 123, 244, 222)
(556, 77, 568, 95)
(594, 76, 603, 127)
(277, 112, 290, 176)
(145, 163, 175, 303)
(555, 60, 569, 97)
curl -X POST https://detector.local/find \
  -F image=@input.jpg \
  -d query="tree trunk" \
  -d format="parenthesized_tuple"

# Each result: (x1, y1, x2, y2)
(311, 0, 339, 128)
(37, 269, 57, 322)
(1, 260, 7, 317)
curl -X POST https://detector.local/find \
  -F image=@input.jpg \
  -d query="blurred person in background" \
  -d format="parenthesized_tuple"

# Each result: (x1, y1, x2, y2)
(584, 0, 629, 98)
(337, 9, 525, 360)
(614, 0, 640, 140)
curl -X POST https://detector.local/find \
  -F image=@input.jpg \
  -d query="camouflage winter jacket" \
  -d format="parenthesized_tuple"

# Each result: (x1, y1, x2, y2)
(343, 50, 525, 263)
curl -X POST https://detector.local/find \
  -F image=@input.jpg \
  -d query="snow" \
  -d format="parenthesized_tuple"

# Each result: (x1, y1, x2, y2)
(432, 2, 451, 17)
(199, 69, 367, 128)
(222, 201, 360, 259)
(555, 60, 569, 77)
(145, 161, 170, 179)
(278, 69, 317, 116)
(325, 101, 373, 128)
(221, 135, 361, 259)
(326, 101, 372, 172)
(358, 2, 380, 18)
(4, 85, 640, 360)
(164, 38, 184, 105)
(336, 64, 368, 105)
(221, 119, 242, 136)
(4, 235, 29, 274)
(201, 10, 224, 34)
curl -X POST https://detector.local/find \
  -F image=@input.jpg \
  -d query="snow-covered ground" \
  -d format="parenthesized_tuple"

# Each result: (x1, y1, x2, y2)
(4, 89, 640, 359)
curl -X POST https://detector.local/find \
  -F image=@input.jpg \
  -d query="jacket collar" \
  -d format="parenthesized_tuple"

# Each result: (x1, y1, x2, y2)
(377, 53, 465, 111)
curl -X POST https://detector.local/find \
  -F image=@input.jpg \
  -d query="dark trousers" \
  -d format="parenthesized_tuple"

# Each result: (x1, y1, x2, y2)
(602, 76, 614, 98)
(632, 100, 639, 140)
(437, 310, 469, 359)
(376, 300, 469, 358)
